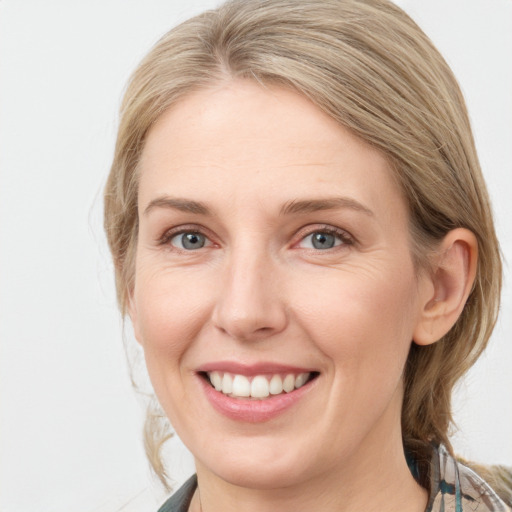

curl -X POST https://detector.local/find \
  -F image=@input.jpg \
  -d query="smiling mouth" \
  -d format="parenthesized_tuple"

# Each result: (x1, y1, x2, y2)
(201, 371, 319, 400)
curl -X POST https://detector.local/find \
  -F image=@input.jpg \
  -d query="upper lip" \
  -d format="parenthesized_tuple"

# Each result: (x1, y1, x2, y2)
(196, 361, 317, 376)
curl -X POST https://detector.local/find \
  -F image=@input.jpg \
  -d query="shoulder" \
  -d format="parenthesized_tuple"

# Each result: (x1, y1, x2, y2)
(157, 475, 197, 512)
(426, 444, 511, 512)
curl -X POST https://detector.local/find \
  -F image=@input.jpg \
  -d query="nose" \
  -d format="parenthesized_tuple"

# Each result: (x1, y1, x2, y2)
(212, 246, 288, 342)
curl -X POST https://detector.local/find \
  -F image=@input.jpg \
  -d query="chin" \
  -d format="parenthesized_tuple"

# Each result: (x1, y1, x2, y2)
(215, 459, 310, 490)
(198, 440, 318, 490)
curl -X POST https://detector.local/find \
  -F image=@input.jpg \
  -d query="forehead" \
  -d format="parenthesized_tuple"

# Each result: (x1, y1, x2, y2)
(138, 80, 405, 222)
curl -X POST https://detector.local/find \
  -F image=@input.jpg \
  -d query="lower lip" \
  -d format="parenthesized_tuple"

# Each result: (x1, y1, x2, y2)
(199, 375, 316, 423)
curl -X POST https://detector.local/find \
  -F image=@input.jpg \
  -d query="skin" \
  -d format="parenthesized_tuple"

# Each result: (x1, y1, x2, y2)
(129, 80, 476, 512)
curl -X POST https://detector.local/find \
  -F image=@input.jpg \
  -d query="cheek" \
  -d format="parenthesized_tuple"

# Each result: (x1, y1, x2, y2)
(132, 262, 215, 361)
(131, 263, 218, 422)
(293, 262, 419, 372)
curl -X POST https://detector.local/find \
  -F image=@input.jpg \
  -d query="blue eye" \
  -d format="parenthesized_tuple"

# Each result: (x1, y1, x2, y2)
(299, 230, 347, 250)
(171, 232, 208, 250)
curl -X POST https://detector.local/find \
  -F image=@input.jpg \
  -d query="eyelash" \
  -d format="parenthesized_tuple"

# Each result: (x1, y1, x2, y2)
(294, 225, 354, 250)
(157, 225, 212, 249)
(157, 224, 354, 251)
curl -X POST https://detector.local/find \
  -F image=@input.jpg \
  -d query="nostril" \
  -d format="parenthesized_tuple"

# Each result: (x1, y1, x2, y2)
(213, 317, 286, 342)
(211, 274, 288, 341)
(256, 326, 274, 334)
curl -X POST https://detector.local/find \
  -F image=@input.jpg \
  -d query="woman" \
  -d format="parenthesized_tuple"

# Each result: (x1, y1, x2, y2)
(104, 0, 509, 510)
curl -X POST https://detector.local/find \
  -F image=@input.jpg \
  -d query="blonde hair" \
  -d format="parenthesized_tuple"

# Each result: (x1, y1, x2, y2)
(104, 0, 502, 489)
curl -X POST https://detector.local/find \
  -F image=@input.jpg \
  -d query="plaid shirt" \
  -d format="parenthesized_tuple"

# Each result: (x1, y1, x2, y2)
(424, 444, 509, 512)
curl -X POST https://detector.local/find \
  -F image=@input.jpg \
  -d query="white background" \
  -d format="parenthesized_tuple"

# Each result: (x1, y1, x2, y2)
(0, 1, 510, 511)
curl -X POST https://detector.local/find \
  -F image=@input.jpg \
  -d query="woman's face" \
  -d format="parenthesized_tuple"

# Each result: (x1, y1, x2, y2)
(131, 81, 432, 489)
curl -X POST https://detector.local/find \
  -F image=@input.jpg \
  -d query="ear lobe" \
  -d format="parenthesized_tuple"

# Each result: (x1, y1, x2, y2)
(413, 228, 478, 346)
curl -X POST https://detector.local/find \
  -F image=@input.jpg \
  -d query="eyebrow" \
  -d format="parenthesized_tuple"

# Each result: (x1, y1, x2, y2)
(280, 197, 374, 217)
(144, 196, 211, 216)
(143, 195, 374, 217)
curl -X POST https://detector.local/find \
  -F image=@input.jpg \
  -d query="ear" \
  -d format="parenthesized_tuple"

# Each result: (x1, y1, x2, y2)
(413, 228, 478, 346)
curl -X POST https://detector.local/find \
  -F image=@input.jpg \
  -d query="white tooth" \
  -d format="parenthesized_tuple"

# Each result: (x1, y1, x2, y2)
(210, 371, 222, 391)
(283, 374, 295, 393)
(295, 372, 309, 389)
(269, 374, 283, 395)
(232, 375, 251, 397)
(221, 373, 233, 394)
(251, 376, 270, 398)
